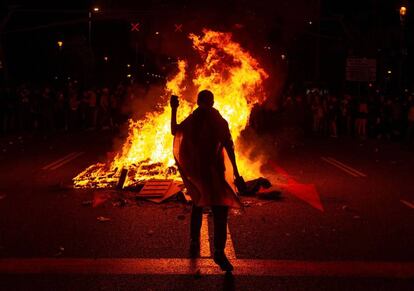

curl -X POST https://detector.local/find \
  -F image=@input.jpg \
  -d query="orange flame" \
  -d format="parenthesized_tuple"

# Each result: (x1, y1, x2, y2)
(74, 29, 268, 188)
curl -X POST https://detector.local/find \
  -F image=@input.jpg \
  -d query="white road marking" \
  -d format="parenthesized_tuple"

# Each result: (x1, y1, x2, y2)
(200, 214, 211, 257)
(49, 152, 85, 170)
(400, 199, 414, 209)
(326, 157, 367, 177)
(321, 157, 360, 177)
(1, 258, 413, 277)
(321, 157, 367, 177)
(42, 152, 78, 170)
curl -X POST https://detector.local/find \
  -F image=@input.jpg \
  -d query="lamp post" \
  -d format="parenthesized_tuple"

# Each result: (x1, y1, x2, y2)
(398, 5, 408, 93)
(56, 40, 64, 80)
(88, 7, 100, 50)
(86, 7, 100, 86)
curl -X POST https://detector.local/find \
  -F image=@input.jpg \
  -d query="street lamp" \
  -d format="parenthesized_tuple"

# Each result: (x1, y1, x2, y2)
(400, 6, 407, 23)
(56, 41, 64, 79)
(89, 7, 100, 49)
(398, 5, 408, 92)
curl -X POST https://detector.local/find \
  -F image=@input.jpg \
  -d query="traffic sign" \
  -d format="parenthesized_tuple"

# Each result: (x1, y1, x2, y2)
(346, 57, 377, 82)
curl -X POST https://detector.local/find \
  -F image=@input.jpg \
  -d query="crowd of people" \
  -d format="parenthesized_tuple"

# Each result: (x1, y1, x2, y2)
(278, 88, 414, 145)
(0, 82, 128, 136)
(1, 81, 414, 147)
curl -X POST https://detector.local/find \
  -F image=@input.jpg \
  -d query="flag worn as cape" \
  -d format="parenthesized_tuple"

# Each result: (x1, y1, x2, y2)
(173, 107, 241, 208)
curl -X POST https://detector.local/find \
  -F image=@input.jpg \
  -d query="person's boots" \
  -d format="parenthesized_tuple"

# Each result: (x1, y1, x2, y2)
(213, 250, 233, 272)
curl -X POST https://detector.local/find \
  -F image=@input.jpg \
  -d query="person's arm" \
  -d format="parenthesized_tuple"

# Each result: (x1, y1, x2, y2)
(170, 95, 179, 135)
(224, 137, 248, 194)
(224, 138, 240, 179)
(222, 128, 240, 179)
(221, 120, 247, 193)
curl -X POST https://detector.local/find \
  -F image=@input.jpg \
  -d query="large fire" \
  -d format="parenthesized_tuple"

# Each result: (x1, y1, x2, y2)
(74, 29, 268, 188)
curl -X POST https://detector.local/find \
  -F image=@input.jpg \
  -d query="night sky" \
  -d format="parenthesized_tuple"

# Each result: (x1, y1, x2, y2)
(1, 0, 412, 92)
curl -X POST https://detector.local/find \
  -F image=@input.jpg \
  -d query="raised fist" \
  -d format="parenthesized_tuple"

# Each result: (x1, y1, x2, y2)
(170, 95, 179, 109)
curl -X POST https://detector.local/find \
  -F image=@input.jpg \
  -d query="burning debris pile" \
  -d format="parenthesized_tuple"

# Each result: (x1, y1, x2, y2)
(73, 29, 269, 189)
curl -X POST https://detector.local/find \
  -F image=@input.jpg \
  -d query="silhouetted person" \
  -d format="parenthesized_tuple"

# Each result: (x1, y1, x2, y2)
(170, 90, 242, 272)
(406, 99, 414, 146)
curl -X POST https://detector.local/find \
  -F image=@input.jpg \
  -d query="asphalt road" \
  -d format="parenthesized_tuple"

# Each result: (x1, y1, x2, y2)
(0, 130, 413, 290)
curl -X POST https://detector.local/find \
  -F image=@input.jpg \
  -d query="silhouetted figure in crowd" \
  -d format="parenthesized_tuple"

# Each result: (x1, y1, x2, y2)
(170, 90, 243, 272)
(406, 98, 414, 147)
(17, 85, 31, 132)
(355, 97, 368, 139)
(98, 88, 110, 129)
(40, 87, 55, 135)
(339, 95, 352, 136)
(327, 95, 339, 138)
(68, 86, 79, 131)
(391, 97, 404, 139)
(311, 95, 325, 135)
(55, 90, 67, 131)
(90, 89, 98, 130)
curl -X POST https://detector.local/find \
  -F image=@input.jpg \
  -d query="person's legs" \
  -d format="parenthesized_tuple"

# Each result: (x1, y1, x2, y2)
(356, 118, 362, 137)
(190, 205, 203, 242)
(189, 205, 203, 257)
(406, 121, 414, 146)
(212, 205, 233, 272)
(347, 116, 352, 136)
(362, 119, 367, 137)
(212, 206, 228, 252)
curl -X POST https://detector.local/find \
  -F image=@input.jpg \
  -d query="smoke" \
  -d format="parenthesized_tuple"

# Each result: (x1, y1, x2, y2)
(123, 84, 167, 120)
(235, 127, 277, 180)
(111, 83, 167, 153)
(236, 119, 306, 185)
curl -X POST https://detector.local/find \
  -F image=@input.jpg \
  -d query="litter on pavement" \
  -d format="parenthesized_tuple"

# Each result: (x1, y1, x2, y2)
(96, 216, 111, 222)
(77, 177, 281, 210)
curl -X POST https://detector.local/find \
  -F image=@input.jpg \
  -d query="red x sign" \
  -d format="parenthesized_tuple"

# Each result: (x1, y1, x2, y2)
(174, 24, 183, 32)
(131, 22, 140, 32)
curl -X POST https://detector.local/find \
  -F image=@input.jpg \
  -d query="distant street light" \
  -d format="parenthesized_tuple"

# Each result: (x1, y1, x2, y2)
(398, 5, 408, 92)
(104, 56, 109, 62)
(57, 41, 63, 49)
(89, 7, 101, 50)
(400, 6, 407, 23)
(400, 6, 407, 16)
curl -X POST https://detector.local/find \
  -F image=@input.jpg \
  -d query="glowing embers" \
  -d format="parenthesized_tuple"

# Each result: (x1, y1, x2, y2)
(74, 29, 268, 189)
